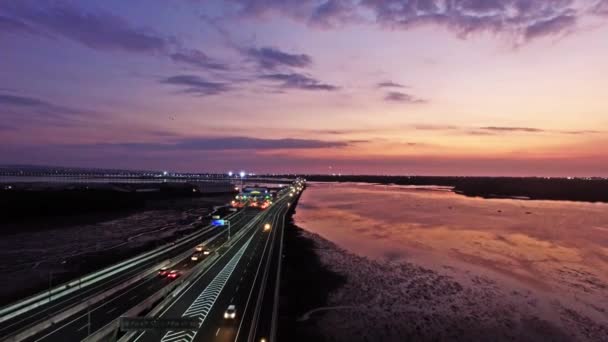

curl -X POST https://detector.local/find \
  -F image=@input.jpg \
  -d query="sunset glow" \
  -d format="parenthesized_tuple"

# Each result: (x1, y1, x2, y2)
(2, 1, 608, 176)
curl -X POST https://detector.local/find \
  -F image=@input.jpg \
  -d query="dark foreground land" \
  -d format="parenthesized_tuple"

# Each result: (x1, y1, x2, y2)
(277, 194, 346, 342)
(302, 175, 608, 203)
(0, 183, 234, 304)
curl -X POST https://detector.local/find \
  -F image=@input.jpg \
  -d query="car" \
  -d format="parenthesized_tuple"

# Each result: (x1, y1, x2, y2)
(158, 267, 169, 277)
(224, 305, 236, 319)
(195, 244, 204, 252)
(202, 249, 211, 255)
(263, 223, 271, 232)
(191, 253, 202, 261)
(167, 270, 180, 279)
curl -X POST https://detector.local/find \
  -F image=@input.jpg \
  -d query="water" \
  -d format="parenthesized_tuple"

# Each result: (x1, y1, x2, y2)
(294, 182, 608, 323)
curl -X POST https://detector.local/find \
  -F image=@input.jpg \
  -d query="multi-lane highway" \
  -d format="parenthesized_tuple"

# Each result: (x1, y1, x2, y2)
(0, 208, 259, 341)
(1, 179, 304, 342)
(125, 186, 297, 342)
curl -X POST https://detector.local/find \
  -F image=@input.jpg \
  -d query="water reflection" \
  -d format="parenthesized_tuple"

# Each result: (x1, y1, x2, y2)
(295, 182, 608, 312)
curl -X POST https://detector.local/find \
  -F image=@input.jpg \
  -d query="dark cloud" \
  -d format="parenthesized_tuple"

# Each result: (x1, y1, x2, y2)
(0, 14, 36, 34)
(70, 137, 349, 152)
(384, 91, 427, 103)
(309, 0, 361, 28)
(0, 2, 167, 53)
(524, 13, 577, 40)
(260, 73, 338, 91)
(594, 0, 608, 15)
(479, 126, 545, 133)
(560, 129, 602, 135)
(245, 47, 312, 69)
(228, 0, 589, 42)
(0, 93, 86, 119)
(377, 81, 407, 88)
(170, 49, 229, 71)
(160, 75, 231, 96)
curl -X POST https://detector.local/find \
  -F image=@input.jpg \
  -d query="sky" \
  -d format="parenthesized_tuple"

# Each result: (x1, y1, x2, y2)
(1, 0, 608, 176)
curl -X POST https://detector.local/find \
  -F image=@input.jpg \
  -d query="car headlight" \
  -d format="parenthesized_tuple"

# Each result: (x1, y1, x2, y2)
(231, 313, 236, 318)
(224, 313, 229, 318)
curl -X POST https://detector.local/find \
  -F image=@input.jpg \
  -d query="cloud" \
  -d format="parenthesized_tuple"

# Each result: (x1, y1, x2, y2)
(160, 75, 231, 96)
(260, 73, 339, 91)
(524, 13, 577, 40)
(560, 129, 602, 135)
(245, 47, 312, 69)
(377, 81, 407, 88)
(593, 0, 608, 16)
(69, 137, 349, 152)
(0, 14, 36, 34)
(170, 49, 229, 71)
(0, 2, 167, 53)
(0, 93, 89, 122)
(479, 126, 545, 133)
(226, 0, 593, 43)
(384, 91, 427, 103)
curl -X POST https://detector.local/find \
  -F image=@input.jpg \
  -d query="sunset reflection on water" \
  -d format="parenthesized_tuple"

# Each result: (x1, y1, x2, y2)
(295, 182, 608, 311)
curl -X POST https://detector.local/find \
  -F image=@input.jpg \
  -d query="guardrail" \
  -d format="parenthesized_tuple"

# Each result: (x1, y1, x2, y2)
(0, 209, 243, 324)
(116, 206, 271, 342)
(2, 210, 245, 342)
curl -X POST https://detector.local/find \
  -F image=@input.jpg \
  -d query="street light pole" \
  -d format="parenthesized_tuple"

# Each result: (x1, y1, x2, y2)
(239, 171, 245, 192)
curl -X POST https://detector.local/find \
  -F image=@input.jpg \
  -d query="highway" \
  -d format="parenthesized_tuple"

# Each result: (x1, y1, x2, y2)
(126, 187, 296, 342)
(1, 179, 303, 342)
(0, 208, 259, 341)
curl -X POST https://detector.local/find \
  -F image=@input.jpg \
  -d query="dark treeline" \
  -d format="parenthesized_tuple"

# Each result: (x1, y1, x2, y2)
(301, 175, 608, 203)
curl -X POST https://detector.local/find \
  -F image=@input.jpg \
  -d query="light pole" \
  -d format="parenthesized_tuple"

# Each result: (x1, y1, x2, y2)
(239, 171, 245, 191)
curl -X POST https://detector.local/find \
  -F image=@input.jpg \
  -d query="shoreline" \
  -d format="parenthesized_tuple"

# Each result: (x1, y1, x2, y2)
(277, 194, 347, 341)
(289, 229, 608, 341)
(301, 176, 608, 204)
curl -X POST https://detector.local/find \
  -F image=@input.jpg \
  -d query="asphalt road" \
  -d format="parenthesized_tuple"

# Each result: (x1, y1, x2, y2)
(130, 194, 291, 342)
(17, 209, 260, 342)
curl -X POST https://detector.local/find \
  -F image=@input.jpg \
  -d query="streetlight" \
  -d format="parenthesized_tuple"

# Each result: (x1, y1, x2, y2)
(228, 171, 233, 177)
(239, 171, 245, 190)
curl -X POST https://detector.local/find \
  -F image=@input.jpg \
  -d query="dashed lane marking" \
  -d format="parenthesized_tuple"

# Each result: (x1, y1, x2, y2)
(159, 235, 253, 342)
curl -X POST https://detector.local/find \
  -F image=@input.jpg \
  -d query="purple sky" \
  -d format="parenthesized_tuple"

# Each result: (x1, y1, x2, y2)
(1, 0, 608, 176)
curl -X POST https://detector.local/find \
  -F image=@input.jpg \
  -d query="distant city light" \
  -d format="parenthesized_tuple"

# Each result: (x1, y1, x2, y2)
(162, 171, 168, 176)
(228, 171, 233, 177)
(239, 171, 245, 178)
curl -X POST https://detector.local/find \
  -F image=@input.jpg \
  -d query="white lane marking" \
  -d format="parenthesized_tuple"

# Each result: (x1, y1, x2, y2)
(160, 236, 253, 342)
(77, 324, 88, 332)
(106, 307, 117, 314)
(216, 328, 221, 336)
(129, 294, 138, 301)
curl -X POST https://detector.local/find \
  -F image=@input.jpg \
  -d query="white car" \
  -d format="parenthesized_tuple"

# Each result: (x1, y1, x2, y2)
(224, 305, 236, 319)
(195, 244, 204, 252)
(191, 253, 202, 261)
